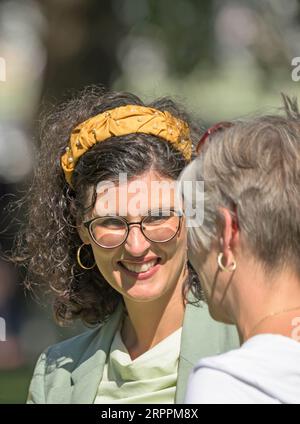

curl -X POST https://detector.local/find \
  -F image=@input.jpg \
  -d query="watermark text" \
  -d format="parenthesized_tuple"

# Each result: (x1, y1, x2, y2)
(0, 317, 6, 341)
(0, 57, 6, 82)
(291, 57, 300, 82)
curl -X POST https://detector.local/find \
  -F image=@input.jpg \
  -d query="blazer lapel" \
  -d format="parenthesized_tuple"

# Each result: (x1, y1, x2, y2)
(70, 301, 124, 404)
(175, 292, 239, 403)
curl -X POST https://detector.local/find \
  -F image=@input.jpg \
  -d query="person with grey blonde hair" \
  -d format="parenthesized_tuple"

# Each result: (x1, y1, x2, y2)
(180, 95, 300, 404)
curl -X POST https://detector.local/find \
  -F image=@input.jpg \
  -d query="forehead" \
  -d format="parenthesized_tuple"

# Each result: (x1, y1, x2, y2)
(92, 171, 180, 217)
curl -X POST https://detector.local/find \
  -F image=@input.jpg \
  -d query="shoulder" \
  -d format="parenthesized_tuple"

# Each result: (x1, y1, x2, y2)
(27, 325, 104, 403)
(36, 301, 125, 376)
(27, 302, 124, 404)
(184, 347, 271, 404)
(184, 335, 293, 404)
(27, 328, 100, 404)
(184, 365, 264, 403)
(43, 324, 104, 373)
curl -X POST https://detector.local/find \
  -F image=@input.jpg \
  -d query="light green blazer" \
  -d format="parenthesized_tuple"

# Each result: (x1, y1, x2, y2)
(27, 292, 239, 404)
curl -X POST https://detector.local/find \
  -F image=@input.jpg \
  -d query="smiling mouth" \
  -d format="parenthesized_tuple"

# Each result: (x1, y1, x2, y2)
(118, 258, 161, 274)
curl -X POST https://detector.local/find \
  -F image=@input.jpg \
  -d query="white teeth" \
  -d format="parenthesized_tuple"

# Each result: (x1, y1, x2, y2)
(121, 259, 158, 273)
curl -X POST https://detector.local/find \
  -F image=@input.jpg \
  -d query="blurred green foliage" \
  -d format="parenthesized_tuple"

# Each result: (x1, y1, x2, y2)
(0, 367, 33, 404)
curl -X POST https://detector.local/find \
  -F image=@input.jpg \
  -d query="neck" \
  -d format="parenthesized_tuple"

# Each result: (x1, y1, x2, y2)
(229, 264, 300, 343)
(121, 266, 187, 360)
(246, 307, 300, 341)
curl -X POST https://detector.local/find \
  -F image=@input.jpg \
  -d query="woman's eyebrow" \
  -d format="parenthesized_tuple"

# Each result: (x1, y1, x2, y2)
(89, 207, 174, 219)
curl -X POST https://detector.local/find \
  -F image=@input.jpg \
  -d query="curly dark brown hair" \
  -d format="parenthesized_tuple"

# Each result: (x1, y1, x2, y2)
(6, 86, 204, 326)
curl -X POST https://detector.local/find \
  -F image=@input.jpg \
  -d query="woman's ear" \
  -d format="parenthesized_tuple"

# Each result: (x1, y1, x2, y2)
(218, 207, 239, 266)
(177, 214, 186, 238)
(76, 221, 90, 245)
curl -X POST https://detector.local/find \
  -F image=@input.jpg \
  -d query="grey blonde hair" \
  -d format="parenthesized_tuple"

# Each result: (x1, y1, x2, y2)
(180, 95, 300, 276)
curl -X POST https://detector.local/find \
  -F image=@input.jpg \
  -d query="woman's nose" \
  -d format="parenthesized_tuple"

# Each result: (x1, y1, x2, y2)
(124, 225, 151, 256)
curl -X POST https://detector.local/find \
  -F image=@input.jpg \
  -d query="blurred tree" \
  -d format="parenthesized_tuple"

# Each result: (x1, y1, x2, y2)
(41, 0, 127, 99)
(39, 0, 300, 105)
(149, 0, 215, 74)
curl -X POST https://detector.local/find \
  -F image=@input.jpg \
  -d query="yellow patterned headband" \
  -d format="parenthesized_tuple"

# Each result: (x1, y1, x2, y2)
(61, 104, 192, 187)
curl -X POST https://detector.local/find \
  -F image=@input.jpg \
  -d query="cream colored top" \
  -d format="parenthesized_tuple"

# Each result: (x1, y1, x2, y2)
(94, 321, 182, 404)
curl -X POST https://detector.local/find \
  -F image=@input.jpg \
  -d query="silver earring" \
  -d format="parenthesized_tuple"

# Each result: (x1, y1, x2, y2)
(217, 252, 236, 272)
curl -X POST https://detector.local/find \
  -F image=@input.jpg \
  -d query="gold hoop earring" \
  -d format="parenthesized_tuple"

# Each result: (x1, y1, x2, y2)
(217, 252, 236, 272)
(77, 243, 96, 270)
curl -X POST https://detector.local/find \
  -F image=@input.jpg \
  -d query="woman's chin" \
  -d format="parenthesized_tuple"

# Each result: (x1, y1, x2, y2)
(110, 266, 182, 303)
(115, 276, 171, 302)
(112, 267, 173, 301)
(122, 284, 167, 302)
(208, 304, 233, 324)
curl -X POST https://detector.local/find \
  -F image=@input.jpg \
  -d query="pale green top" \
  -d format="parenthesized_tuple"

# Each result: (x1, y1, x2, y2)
(94, 320, 182, 404)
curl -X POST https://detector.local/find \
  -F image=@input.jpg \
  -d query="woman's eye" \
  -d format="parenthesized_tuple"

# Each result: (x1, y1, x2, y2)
(97, 218, 124, 228)
(144, 216, 168, 225)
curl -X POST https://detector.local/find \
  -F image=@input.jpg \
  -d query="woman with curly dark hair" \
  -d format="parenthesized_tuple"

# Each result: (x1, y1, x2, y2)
(10, 86, 238, 404)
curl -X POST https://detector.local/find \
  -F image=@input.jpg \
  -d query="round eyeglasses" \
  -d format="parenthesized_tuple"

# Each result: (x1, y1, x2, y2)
(83, 209, 182, 249)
